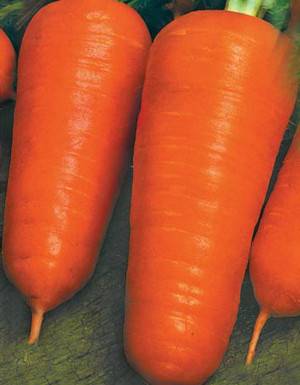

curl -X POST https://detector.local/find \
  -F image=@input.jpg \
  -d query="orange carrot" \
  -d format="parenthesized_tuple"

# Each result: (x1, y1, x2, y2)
(0, 29, 15, 102)
(124, 6, 297, 385)
(246, 5, 300, 365)
(2, 0, 150, 344)
(246, 125, 300, 365)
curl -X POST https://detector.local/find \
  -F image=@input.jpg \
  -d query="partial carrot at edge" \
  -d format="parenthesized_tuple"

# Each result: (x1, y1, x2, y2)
(246, 309, 270, 365)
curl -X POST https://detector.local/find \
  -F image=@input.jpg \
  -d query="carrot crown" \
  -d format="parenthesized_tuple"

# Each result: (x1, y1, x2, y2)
(226, 0, 263, 16)
(226, 0, 291, 24)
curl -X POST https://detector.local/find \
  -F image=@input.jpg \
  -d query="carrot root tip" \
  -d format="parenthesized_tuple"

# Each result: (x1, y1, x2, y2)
(246, 309, 270, 365)
(28, 309, 44, 345)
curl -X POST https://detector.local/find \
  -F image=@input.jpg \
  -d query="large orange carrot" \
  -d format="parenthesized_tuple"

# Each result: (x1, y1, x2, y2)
(0, 29, 15, 102)
(124, 5, 297, 385)
(2, 0, 150, 344)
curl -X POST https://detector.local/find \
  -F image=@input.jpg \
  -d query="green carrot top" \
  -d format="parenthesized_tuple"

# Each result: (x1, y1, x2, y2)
(226, 0, 291, 29)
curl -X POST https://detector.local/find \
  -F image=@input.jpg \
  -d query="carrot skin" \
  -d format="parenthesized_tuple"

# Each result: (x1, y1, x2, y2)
(0, 29, 15, 101)
(124, 11, 297, 385)
(250, 126, 300, 318)
(248, 125, 300, 363)
(2, 0, 151, 340)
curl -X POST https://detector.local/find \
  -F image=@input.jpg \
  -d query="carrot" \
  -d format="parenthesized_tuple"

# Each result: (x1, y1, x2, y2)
(0, 29, 15, 102)
(124, 1, 297, 384)
(2, 0, 151, 344)
(246, 4, 300, 365)
(246, 126, 300, 365)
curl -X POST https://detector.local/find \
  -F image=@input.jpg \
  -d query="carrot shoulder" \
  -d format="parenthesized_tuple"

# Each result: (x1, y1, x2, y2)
(2, 0, 151, 343)
(124, 7, 297, 385)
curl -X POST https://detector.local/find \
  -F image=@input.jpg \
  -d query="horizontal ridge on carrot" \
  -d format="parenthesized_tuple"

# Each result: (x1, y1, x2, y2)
(124, 0, 297, 384)
(2, 0, 151, 344)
